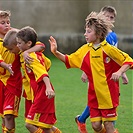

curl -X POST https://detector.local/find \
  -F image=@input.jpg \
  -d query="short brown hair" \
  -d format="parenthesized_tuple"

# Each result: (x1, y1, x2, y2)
(16, 26, 37, 47)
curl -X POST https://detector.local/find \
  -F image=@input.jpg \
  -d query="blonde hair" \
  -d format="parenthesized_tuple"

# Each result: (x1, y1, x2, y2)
(85, 11, 114, 42)
(100, 6, 117, 17)
(0, 10, 11, 18)
(3, 29, 19, 47)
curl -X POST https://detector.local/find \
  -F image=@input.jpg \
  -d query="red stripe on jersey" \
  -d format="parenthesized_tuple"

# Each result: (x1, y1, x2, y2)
(65, 55, 70, 68)
(36, 52, 45, 65)
(6, 54, 22, 97)
(81, 51, 99, 108)
(103, 51, 120, 107)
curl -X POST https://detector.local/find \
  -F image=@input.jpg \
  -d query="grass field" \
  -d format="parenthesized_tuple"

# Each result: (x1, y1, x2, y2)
(0, 57, 133, 133)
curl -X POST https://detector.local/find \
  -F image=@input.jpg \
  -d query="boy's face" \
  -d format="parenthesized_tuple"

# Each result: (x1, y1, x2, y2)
(5, 43, 20, 54)
(103, 11, 115, 23)
(0, 16, 11, 36)
(84, 26, 99, 44)
(16, 37, 29, 52)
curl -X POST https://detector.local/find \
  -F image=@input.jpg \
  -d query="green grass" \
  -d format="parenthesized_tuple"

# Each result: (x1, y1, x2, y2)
(1, 57, 133, 133)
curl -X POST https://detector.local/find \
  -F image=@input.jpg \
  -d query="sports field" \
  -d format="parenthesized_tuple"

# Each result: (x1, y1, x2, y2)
(0, 56, 133, 133)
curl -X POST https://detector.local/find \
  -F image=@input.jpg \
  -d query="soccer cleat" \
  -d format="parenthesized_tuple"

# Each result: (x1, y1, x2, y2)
(75, 115, 88, 133)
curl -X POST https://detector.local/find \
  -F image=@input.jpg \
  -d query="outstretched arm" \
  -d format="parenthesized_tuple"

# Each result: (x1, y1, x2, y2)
(49, 36, 65, 63)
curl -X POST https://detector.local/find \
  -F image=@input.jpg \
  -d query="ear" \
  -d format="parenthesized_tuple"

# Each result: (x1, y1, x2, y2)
(27, 41, 32, 47)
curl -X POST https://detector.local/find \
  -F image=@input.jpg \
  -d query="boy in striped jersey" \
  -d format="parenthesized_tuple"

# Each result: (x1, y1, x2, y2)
(75, 6, 128, 133)
(49, 11, 133, 133)
(0, 10, 45, 133)
(3, 28, 62, 133)
(0, 10, 22, 133)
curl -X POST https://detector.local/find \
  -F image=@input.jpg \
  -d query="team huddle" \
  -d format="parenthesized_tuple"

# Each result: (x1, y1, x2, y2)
(0, 6, 133, 133)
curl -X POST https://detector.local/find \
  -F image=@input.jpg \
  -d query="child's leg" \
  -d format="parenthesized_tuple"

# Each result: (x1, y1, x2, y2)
(25, 122, 39, 133)
(1, 118, 5, 133)
(104, 121, 115, 133)
(51, 126, 62, 133)
(26, 122, 59, 133)
(25, 123, 54, 133)
(92, 122, 106, 133)
(3, 87, 21, 133)
(78, 106, 90, 123)
(4, 114, 15, 133)
(75, 106, 89, 133)
(3, 127, 15, 133)
(33, 128, 45, 133)
(93, 123, 118, 133)
(94, 125, 106, 133)
(2, 124, 4, 133)
(31, 127, 56, 133)
(43, 128, 53, 133)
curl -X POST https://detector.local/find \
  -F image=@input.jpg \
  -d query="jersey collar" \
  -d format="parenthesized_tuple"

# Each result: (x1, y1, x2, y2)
(87, 39, 107, 47)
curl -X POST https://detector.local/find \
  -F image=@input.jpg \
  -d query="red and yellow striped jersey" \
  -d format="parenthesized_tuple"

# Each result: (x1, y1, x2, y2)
(0, 38, 22, 96)
(65, 40, 133, 109)
(20, 51, 51, 101)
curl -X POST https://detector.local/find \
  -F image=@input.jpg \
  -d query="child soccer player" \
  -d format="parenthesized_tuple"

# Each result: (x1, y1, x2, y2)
(0, 10, 45, 133)
(0, 10, 22, 133)
(3, 28, 62, 133)
(49, 11, 133, 133)
(16, 26, 60, 133)
(75, 6, 128, 133)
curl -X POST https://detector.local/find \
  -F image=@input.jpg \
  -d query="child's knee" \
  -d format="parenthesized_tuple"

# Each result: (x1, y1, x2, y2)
(104, 121, 114, 129)
(92, 121, 102, 132)
(4, 114, 14, 121)
(43, 127, 52, 133)
(25, 122, 32, 130)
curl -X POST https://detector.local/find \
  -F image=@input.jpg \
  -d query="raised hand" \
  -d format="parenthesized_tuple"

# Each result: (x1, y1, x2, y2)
(49, 36, 58, 54)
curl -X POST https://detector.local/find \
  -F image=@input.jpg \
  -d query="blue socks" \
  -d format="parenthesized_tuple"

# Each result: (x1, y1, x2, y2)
(78, 106, 90, 123)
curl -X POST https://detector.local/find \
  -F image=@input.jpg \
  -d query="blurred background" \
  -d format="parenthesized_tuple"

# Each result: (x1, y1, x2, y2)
(0, 0, 133, 56)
